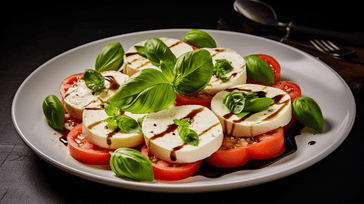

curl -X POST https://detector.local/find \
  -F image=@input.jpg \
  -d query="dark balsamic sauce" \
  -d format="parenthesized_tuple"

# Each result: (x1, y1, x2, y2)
(194, 121, 305, 178)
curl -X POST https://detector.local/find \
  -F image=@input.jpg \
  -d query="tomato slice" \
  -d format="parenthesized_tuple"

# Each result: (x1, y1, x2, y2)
(247, 127, 285, 160)
(141, 145, 202, 180)
(246, 54, 281, 86)
(205, 136, 250, 168)
(273, 81, 302, 102)
(59, 73, 84, 99)
(67, 123, 114, 165)
(175, 92, 212, 108)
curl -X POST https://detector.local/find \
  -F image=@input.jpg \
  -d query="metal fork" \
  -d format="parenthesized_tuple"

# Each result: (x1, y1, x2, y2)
(309, 35, 356, 58)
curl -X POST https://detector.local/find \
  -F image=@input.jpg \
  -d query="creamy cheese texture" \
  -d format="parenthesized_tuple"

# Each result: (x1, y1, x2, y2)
(82, 108, 145, 149)
(211, 84, 292, 137)
(202, 48, 247, 95)
(142, 105, 223, 163)
(121, 38, 194, 77)
(64, 71, 129, 119)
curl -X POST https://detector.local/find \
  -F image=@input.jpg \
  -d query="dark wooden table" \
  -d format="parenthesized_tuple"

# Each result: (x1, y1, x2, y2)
(1, 1, 363, 203)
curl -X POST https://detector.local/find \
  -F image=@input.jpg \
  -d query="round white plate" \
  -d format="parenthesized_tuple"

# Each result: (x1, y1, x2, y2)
(12, 29, 356, 192)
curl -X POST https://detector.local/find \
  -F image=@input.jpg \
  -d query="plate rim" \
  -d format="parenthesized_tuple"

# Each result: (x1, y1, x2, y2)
(11, 28, 356, 192)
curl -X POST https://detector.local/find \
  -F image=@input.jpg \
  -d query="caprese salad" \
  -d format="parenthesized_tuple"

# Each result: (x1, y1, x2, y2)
(42, 29, 324, 182)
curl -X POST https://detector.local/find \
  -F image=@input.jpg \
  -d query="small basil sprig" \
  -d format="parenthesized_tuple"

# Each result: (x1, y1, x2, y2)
(292, 97, 324, 133)
(104, 103, 142, 134)
(134, 45, 147, 58)
(184, 29, 217, 48)
(243, 55, 274, 85)
(223, 90, 274, 117)
(82, 69, 106, 93)
(95, 42, 124, 72)
(42, 95, 65, 132)
(109, 148, 154, 182)
(212, 59, 234, 82)
(173, 118, 199, 146)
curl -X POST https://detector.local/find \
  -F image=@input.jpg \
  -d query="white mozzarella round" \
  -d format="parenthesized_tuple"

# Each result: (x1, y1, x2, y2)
(64, 71, 129, 119)
(82, 108, 145, 149)
(211, 84, 292, 137)
(202, 47, 247, 95)
(142, 105, 223, 163)
(121, 38, 194, 77)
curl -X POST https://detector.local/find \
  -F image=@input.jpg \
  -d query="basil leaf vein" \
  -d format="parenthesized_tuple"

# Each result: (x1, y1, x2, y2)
(42, 95, 65, 132)
(82, 69, 106, 92)
(95, 42, 124, 72)
(173, 118, 199, 146)
(243, 55, 274, 85)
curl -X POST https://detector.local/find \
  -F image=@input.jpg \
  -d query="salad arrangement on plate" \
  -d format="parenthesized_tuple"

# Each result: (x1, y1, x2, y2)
(42, 29, 324, 182)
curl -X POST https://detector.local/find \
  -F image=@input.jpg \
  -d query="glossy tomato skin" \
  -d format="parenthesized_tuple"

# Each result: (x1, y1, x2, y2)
(246, 54, 281, 86)
(247, 127, 285, 160)
(141, 145, 202, 180)
(67, 123, 114, 165)
(273, 81, 302, 102)
(59, 73, 84, 99)
(175, 92, 212, 108)
(205, 138, 250, 168)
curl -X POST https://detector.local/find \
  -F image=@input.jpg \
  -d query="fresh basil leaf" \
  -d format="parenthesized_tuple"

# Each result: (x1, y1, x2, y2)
(109, 148, 154, 182)
(114, 114, 142, 134)
(244, 97, 274, 112)
(213, 59, 234, 82)
(134, 45, 147, 58)
(184, 29, 217, 48)
(173, 49, 213, 95)
(236, 112, 250, 118)
(105, 116, 118, 131)
(95, 42, 124, 71)
(292, 97, 324, 133)
(222, 90, 247, 114)
(137, 115, 146, 127)
(42, 95, 65, 132)
(82, 69, 106, 92)
(173, 119, 199, 146)
(109, 68, 176, 114)
(144, 38, 176, 82)
(244, 55, 274, 85)
(104, 103, 120, 117)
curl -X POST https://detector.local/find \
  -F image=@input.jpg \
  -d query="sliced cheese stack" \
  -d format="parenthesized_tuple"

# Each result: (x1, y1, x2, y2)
(142, 105, 223, 163)
(121, 38, 194, 77)
(203, 48, 247, 95)
(82, 107, 145, 149)
(63, 71, 129, 119)
(211, 84, 291, 137)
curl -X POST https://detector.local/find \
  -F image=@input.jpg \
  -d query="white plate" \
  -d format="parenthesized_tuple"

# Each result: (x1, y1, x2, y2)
(12, 29, 356, 192)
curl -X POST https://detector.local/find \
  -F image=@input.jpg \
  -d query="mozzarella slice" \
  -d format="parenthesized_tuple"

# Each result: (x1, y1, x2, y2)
(64, 71, 129, 119)
(82, 107, 145, 149)
(142, 105, 223, 163)
(211, 84, 291, 137)
(121, 38, 194, 77)
(202, 48, 247, 95)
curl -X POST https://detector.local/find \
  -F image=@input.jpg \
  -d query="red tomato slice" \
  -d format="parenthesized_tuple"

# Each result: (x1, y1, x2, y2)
(246, 54, 281, 86)
(175, 92, 212, 108)
(67, 123, 114, 165)
(273, 81, 302, 102)
(141, 145, 202, 180)
(59, 73, 84, 99)
(205, 136, 250, 168)
(247, 127, 285, 160)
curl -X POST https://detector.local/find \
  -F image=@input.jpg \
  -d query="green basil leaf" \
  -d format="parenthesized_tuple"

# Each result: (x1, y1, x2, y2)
(173, 119, 199, 146)
(105, 116, 118, 131)
(213, 59, 234, 82)
(104, 103, 120, 117)
(109, 68, 176, 114)
(95, 42, 124, 71)
(173, 49, 213, 95)
(222, 90, 247, 114)
(144, 38, 176, 82)
(243, 55, 274, 85)
(134, 45, 147, 58)
(292, 97, 324, 133)
(82, 69, 106, 92)
(244, 97, 274, 112)
(236, 112, 250, 118)
(42, 95, 65, 132)
(109, 148, 154, 182)
(184, 29, 217, 48)
(114, 115, 142, 134)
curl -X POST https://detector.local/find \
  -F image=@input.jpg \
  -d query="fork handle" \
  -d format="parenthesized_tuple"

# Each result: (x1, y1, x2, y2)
(290, 24, 364, 45)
